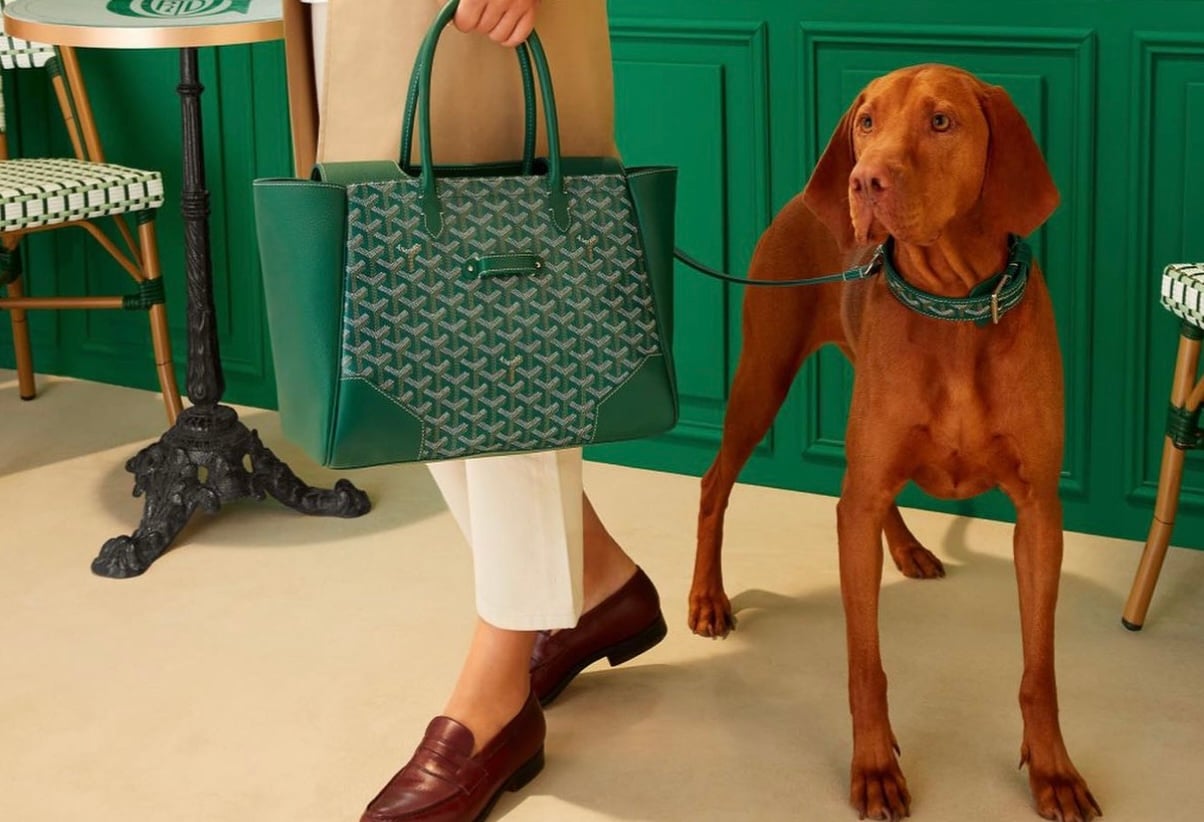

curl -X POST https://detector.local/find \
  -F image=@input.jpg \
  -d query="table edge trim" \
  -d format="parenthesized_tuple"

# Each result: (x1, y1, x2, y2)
(2, 15, 284, 49)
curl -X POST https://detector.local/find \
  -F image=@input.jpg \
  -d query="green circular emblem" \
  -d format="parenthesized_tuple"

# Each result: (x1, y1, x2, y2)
(107, 0, 252, 18)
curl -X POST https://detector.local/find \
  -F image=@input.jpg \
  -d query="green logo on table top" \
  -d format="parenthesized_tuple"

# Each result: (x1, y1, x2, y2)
(107, 0, 251, 18)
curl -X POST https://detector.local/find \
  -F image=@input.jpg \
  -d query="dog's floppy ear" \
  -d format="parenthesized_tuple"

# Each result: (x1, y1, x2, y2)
(978, 84, 1060, 237)
(802, 98, 860, 251)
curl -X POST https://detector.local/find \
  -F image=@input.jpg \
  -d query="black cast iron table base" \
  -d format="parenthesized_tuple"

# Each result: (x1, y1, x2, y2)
(93, 48, 370, 578)
(92, 405, 370, 578)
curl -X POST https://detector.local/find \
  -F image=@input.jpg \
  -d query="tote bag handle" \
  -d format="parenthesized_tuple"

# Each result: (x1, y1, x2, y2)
(403, 0, 570, 236)
(398, 36, 538, 176)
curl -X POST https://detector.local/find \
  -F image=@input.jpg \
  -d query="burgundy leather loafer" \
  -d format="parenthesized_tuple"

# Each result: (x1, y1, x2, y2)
(530, 566, 667, 706)
(360, 691, 545, 822)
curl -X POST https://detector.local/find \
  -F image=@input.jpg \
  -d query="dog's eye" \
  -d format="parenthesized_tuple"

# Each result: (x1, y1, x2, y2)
(858, 114, 873, 131)
(931, 113, 951, 131)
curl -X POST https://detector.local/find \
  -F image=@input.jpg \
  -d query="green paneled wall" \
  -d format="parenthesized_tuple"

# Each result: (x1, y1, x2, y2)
(595, 0, 1204, 547)
(3, 1, 1204, 547)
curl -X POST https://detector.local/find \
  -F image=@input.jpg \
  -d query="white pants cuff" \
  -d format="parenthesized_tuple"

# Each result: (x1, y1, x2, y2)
(428, 449, 585, 631)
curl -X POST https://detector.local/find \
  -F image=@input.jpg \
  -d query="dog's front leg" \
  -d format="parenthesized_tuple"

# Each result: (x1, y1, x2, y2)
(837, 477, 911, 821)
(1007, 487, 1101, 821)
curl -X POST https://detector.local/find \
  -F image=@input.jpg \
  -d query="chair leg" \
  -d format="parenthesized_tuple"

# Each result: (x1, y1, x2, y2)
(1123, 437, 1188, 630)
(136, 219, 182, 424)
(4, 276, 38, 401)
(1122, 328, 1202, 630)
(150, 301, 182, 424)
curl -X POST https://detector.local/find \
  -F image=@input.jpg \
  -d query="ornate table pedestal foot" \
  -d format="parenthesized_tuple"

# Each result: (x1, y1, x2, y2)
(92, 405, 371, 579)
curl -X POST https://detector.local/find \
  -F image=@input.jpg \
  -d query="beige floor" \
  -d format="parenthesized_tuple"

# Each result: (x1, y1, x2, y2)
(2, 370, 1203, 822)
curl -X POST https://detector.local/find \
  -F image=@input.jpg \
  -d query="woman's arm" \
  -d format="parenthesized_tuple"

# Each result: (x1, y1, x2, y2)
(451, 0, 541, 47)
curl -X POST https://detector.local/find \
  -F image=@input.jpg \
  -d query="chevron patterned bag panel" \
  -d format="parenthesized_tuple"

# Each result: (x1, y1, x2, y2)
(342, 172, 669, 461)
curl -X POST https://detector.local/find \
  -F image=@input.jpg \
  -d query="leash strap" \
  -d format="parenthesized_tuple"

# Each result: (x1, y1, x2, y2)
(672, 238, 1032, 327)
(672, 246, 880, 287)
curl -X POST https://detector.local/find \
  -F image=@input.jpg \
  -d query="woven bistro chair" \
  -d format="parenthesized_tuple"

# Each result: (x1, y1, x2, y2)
(1122, 262, 1204, 630)
(0, 7, 181, 423)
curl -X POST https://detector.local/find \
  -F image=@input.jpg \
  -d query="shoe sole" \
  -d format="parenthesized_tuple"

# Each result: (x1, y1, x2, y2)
(537, 613, 668, 707)
(473, 747, 545, 822)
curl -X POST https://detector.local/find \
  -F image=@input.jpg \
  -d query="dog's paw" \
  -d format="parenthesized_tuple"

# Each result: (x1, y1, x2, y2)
(687, 588, 735, 638)
(888, 540, 945, 579)
(1028, 768, 1101, 821)
(1022, 744, 1102, 822)
(850, 755, 911, 820)
(1030, 775, 1100, 822)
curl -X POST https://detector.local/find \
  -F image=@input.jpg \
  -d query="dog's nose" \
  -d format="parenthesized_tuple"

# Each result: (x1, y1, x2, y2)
(850, 162, 891, 199)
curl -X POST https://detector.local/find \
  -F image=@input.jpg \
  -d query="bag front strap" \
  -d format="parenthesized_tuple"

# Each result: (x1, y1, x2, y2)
(465, 253, 546, 278)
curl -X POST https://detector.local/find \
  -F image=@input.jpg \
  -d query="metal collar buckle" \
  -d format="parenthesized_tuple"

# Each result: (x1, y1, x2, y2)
(865, 246, 886, 277)
(990, 272, 1013, 325)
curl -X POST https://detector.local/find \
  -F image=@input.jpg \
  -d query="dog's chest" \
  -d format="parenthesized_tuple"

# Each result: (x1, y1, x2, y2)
(880, 341, 1023, 499)
(851, 274, 1060, 499)
(909, 439, 1002, 500)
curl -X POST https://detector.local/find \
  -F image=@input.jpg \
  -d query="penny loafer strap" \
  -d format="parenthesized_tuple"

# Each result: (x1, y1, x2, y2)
(413, 742, 488, 795)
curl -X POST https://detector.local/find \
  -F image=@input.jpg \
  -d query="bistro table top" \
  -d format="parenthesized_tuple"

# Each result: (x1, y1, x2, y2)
(3, 0, 282, 49)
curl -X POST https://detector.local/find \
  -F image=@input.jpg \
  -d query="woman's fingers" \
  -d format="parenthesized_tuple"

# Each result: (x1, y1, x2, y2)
(489, 9, 529, 46)
(452, 0, 486, 34)
(453, 0, 539, 46)
(474, 1, 507, 35)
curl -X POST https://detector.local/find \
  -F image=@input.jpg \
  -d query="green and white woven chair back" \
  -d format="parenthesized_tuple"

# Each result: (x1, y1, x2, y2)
(1163, 263, 1204, 329)
(0, 0, 56, 70)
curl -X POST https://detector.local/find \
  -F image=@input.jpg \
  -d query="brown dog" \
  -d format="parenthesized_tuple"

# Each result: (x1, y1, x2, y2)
(688, 64, 1100, 821)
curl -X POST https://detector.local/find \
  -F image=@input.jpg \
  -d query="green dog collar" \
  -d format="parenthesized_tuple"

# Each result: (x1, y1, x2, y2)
(881, 236, 1032, 327)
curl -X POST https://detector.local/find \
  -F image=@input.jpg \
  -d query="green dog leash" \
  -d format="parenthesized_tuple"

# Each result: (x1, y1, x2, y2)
(672, 236, 1032, 328)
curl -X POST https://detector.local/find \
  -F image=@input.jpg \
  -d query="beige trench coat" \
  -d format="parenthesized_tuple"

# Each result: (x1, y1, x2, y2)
(282, 0, 617, 173)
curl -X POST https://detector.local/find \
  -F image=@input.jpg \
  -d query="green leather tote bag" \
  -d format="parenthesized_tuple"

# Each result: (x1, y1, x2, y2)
(253, 1, 678, 468)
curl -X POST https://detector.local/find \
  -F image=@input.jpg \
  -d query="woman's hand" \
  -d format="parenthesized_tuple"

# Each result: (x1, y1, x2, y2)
(452, 0, 540, 47)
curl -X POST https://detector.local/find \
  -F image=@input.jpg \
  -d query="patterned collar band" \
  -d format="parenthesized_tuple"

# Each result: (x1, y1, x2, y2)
(880, 235, 1032, 327)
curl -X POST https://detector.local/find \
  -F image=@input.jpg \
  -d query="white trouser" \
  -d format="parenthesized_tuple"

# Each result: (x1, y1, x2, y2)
(428, 451, 584, 630)
(302, 0, 588, 631)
